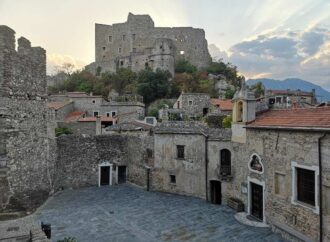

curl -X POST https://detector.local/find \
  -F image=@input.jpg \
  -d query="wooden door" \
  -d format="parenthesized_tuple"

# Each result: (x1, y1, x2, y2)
(251, 183, 263, 220)
(210, 181, 221, 204)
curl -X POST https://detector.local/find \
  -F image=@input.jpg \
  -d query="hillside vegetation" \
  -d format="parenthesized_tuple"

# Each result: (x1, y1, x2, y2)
(49, 60, 245, 104)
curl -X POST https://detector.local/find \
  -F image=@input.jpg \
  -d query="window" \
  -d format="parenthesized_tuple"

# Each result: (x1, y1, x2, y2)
(276, 96, 282, 103)
(146, 117, 154, 124)
(180, 50, 185, 55)
(170, 175, 176, 184)
(93, 111, 99, 117)
(118, 48, 122, 54)
(111, 111, 117, 117)
(297, 168, 315, 206)
(132, 34, 136, 40)
(220, 149, 231, 176)
(102, 47, 106, 51)
(122, 35, 126, 41)
(188, 100, 193, 106)
(120, 60, 124, 66)
(109, 36, 112, 42)
(147, 148, 153, 158)
(106, 112, 110, 117)
(92, 100, 95, 104)
(291, 161, 319, 213)
(177, 145, 185, 159)
(132, 48, 136, 53)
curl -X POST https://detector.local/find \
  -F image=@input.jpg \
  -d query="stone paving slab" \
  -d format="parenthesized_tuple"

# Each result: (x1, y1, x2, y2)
(33, 185, 284, 242)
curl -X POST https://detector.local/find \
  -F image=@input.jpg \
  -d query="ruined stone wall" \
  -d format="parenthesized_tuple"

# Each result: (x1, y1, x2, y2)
(93, 13, 211, 74)
(173, 93, 210, 118)
(0, 26, 54, 212)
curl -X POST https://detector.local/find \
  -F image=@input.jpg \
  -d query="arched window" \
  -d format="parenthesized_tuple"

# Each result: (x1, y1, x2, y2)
(220, 149, 231, 176)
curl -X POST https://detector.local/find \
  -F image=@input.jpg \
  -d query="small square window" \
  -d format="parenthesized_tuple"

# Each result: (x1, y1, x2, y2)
(93, 111, 99, 117)
(109, 36, 112, 42)
(170, 175, 176, 184)
(118, 48, 122, 54)
(188, 100, 193, 106)
(111, 111, 117, 117)
(180, 50, 185, 55)
(92, 100, 95, 104)
(106, 112, 110, 117)
(120, 60, 124, 66)
(177, 145, 185, 159)
(102, 47, 106, 51)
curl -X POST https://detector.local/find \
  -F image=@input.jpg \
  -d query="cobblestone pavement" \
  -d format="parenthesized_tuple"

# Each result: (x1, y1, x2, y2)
(34, 184, 284, 242)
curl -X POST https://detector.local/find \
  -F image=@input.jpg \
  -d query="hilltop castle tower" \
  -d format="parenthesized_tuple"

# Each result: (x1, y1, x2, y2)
(86, 13, 212, 76)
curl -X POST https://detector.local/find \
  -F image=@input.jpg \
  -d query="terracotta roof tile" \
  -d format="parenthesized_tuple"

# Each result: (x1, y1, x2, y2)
(248, 106, 330, 129)
(78, 116, 116, 122)
(210, 99, 233, 111)
(64, 111, 86, 123)
(47, 102, 70, 110)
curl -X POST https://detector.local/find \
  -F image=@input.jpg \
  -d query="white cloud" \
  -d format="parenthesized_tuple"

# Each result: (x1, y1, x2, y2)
(47, 54, 87, 75)
(211, 26, 330, 90)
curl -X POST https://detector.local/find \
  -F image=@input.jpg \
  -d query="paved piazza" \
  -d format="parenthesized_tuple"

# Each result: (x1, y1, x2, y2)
(34, 185, 284, 242)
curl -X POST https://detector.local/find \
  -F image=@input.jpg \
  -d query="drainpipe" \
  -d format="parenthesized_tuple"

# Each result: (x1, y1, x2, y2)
(318, 133, 326, 242)
(205, 135, 209, 201)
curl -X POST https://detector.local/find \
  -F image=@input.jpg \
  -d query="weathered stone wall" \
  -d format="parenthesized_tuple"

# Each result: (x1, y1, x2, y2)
(0, 26, 54, 212)
(207, 129, 330, 241)
(153, 122, 207, 198)
(54, 133, 153, 189)
(92, 13, 211, 74)
(58, 121, 96, 136)
(173, 93, 210, 118)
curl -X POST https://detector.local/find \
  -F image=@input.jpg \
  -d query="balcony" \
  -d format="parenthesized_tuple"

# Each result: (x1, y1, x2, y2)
(219, 165, 232, 181)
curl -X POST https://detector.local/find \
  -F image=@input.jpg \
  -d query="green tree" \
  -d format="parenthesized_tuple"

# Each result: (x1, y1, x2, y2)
(224, 87, 235, 99)
(222, 115, 232, 128)
(137, 69, 173, 104)
(175, 59, 197, 74)
(251, 82, 265, 98)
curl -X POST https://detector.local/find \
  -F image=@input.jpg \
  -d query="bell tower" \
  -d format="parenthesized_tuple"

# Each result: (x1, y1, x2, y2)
(231, 81, 256, 143)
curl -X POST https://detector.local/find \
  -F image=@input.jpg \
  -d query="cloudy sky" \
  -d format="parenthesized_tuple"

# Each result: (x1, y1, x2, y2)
(0, 0, 329, 90)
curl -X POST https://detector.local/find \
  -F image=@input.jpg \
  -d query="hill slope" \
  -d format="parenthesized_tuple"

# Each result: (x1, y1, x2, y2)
(247, 78, 330, 101)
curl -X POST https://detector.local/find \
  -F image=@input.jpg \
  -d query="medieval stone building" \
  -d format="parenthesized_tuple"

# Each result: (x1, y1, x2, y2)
(86, 13, 212, 76)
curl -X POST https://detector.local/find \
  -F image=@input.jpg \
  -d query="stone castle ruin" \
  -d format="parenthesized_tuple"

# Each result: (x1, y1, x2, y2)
(87, 13, 212, 76)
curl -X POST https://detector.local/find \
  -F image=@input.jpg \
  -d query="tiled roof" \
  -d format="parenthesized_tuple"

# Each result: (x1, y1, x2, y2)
(64, 111, 86, 123)
(210, 99, 233, 111)
(47, 102, 70, 110)
(247, 106, 330, 130)
(78, 116, 116, 122)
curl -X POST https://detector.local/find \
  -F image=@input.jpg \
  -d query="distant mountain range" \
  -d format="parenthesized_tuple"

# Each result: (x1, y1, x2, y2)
(246, 78, 330, 102)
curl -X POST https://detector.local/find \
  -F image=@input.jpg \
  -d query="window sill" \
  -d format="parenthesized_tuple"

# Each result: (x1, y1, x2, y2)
(291, 200, 319, 214)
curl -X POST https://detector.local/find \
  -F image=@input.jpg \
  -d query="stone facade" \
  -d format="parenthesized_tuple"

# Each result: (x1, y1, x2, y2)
(172, 93, 211, 118)
(87, 13, 211, 76)
(54, 133, 153, 189)
(0, 26, 54, 212)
